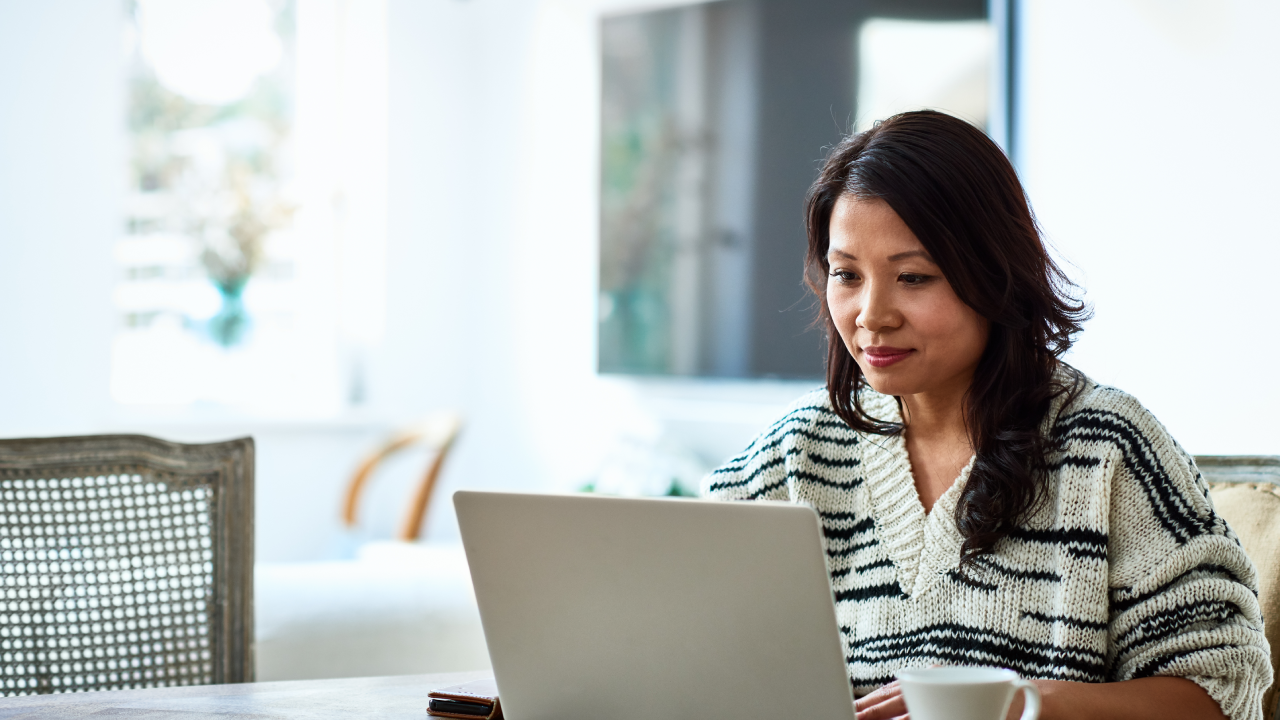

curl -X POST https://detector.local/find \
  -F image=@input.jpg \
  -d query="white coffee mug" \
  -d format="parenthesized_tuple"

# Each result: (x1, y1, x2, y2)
(896, 666, 1041, 720)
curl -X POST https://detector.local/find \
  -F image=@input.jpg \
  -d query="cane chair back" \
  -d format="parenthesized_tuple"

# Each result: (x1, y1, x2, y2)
(342, 413, 462, 541)
(0, 435, 254, 696)
(1197, 455, 1280, 720)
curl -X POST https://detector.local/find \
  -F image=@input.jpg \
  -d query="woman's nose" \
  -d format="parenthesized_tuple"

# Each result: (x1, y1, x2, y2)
(856, 281, 900, 332)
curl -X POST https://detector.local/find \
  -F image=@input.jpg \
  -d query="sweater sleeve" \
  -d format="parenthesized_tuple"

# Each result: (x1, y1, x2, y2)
(701, 391, 832, 502)
(1093, 392, 1271, 720)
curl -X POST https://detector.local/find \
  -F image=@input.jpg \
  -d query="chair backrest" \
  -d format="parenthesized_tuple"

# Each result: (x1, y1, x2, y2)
(1197, 455, 1280, 720)
(0, 435, 254, 696)
(341, 413, 462, 541)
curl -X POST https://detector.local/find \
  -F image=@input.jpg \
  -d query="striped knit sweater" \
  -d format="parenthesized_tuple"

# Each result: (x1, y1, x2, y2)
(702, 374, 1271, 720)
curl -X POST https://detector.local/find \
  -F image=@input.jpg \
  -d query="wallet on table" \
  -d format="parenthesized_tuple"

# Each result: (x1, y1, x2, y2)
(427, 677, 503, 720)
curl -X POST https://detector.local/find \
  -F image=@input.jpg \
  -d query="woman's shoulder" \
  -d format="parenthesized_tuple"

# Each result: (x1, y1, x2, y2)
(1049, 367, 1210, 513)
(780, 385, 836, 416)
(767, 385, 900, 435)
(703, 387, 866, 499)
(1051, 368, 1176, 441)
(751, 387, 851, 444)
(715, 387, 862, 466)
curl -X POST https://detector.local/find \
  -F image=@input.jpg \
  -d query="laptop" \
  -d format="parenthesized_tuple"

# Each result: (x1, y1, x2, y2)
(453, 491, 857, 720)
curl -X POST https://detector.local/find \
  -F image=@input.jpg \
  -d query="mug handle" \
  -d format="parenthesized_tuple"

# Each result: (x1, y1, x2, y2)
(1013, 679, 1041, 720)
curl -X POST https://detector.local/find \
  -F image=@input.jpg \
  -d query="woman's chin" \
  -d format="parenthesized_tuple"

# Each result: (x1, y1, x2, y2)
(858, 368, 918, 398)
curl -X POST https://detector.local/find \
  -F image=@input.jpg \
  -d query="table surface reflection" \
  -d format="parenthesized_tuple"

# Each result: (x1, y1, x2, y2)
(0, 670, 488, 719)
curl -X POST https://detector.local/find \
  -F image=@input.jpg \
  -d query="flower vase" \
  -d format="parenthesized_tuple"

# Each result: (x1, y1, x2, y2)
(209, 277, 251, 347)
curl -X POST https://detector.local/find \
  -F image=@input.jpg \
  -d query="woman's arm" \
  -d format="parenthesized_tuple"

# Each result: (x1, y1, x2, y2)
(1021, 677, 1227, 720)
(854, 676, 1228, 720)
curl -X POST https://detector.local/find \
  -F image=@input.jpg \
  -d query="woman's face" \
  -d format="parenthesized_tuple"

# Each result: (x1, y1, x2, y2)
(826, 194, 990, 403)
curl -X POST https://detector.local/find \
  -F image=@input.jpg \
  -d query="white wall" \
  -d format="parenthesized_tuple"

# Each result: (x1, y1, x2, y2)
(1019, 0, 1280, 454)
(0, 0, 120, 437)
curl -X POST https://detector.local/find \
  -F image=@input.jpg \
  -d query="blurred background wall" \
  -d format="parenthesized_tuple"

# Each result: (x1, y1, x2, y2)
(0, 0, 1277, 564)
(1017, 0, 1280, 456)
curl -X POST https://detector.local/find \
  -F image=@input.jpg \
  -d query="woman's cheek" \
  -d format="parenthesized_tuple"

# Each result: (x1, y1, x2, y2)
(827, 294, 859, 338)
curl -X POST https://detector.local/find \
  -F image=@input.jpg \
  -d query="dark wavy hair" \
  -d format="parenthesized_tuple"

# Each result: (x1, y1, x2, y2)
(803, 110, 1089, 564)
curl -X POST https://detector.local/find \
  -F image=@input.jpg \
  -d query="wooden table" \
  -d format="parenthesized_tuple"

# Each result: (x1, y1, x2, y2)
(0, 671, 488, 719)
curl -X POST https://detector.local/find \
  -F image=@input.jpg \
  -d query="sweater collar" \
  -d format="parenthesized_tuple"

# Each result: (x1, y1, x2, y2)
(858, 390, 973, 598)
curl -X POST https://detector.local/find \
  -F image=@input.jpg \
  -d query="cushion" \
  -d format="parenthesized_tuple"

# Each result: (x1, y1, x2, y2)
(255, 542, 490, 680)
(1209, 482, 1280, 719)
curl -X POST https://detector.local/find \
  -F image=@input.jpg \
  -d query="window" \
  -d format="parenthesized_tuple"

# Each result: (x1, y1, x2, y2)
(856, 18, 993, 132)
(598, 0, 993, 379)
(114, 0, 387, 418)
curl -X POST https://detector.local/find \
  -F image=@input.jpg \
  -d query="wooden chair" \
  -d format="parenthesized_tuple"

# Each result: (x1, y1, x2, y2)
(341, 414, 462, 541)
(0, 435, 254, 695)
(1197, 455, 1280, 720)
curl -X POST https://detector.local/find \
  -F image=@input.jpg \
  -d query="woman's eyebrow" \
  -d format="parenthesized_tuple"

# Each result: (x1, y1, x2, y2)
(827, 249, 935, 263)
(887, 250, 935, 263)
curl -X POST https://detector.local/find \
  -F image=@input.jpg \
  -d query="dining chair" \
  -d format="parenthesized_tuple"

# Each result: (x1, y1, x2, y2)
(1197, 455, 1280, 720)
(0, 434, 254, 695)
(341, 413, 462, 541)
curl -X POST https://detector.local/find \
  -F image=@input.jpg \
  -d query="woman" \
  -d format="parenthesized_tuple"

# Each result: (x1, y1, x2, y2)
(702, 111, 1270, 720)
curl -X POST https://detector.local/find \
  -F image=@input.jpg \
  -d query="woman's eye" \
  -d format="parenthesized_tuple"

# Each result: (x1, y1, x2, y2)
(829, 270, 859, 283)
(900, 273, 931, 286)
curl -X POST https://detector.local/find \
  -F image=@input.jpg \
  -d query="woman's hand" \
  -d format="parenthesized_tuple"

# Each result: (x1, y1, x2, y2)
(854, 680, 909, 719)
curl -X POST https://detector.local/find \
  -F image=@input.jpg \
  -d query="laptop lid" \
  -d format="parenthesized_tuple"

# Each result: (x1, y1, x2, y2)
(453, 491, 856, 720)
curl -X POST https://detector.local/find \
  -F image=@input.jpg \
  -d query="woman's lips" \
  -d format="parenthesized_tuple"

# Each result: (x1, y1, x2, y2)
(862, 346, 914, 368)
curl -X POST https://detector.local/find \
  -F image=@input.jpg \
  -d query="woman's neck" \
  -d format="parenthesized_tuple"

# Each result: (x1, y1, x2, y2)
(900, 383, 969, 440)
(900, 384, 974, 513)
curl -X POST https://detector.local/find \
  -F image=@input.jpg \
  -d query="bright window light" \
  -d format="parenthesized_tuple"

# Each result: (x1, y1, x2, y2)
(138, 0, 283, 106)
(113, 0, 387, 418)
(856, 18, 993, 132)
